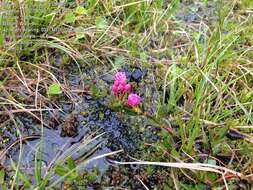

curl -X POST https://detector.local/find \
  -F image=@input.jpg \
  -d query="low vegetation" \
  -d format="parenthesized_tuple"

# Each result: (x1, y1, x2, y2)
(0, 0, 253, 189)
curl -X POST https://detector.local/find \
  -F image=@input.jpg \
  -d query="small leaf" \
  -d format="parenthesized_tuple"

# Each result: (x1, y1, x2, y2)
(67, 157, 76, 170)
(91, 84, 99, 97)
(64, 12, 76, 23)
(0, 169, 5, 185)
(87, 172, 97, 183)
(75, 27, 85, 39)
(47, 83, 62, 95)
(122, 106, 139, 116)
(0, 16, 3, 46)
(0, 34, 4, 46)
(114, 56, 125, 69)
(55, 165, 69, 176)
(140, 52, 147, 62)
(75, 6, 87, 15)
(2, 186, 8, 190)
(95, 17, 108, 29)
(207, 172, 217, 182)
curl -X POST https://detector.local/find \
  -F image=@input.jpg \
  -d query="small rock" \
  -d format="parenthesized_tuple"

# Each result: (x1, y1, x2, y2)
(130, 68, 147, 82)
(101, 74, 114, 83)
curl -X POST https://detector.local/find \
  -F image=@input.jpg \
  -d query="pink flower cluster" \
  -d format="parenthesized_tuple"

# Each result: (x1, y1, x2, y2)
(128, 94, 141, 107)
(112, 72, 141, 107)
(112, 72, 131, 95)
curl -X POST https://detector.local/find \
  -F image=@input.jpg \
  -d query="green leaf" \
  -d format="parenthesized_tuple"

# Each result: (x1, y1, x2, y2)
(0, 15, 4, 46)
(0, 34, 4, 46)
(91, 84, 99, 97)
(114, 56, 125, 69)
(122, 106, 139, 116)
(67, 157, 76, 170)
(86, 172, 97, 183)
(207, 172, 217, 182)
(75, 6, 87, 15)
(140, 52, 147, 62)
(95, 17, 108, 29)
(0, 169, 5, 185)
(64, 12, 76, 24)
(55, 165, 69, 176)
(75, 27, 85, 39)
(2, 186, 8, 190)
(47, 83, 62, 95)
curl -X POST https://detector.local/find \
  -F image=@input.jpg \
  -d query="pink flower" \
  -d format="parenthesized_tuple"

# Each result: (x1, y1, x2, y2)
(112, 82, 131, 95)
(114, 72, 126, 83)
(127, 94, 141, 107)
(112, 83, 119, 95)
(112, 71, 132, 95)
(123, 84, 131, 93)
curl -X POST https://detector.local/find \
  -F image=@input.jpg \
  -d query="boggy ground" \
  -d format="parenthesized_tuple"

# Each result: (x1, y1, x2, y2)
(0, 62, 167, 189)
(1, 0, 253, 189)
(1, 55, 252, 189)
